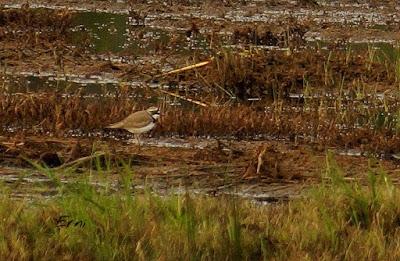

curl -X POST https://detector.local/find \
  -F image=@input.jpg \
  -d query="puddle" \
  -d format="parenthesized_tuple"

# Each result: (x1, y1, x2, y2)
(127, 137, 212, 149)
(2, 74, 120, 94)
(337, 149, 363, 157)
(71, 11, 210, 55)
(1, 73, 210, 113)
(53, 9, 400, 55)
(70, 10, 311, 52)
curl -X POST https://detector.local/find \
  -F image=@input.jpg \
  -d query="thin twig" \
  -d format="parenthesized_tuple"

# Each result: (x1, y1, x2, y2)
(158, 89, 209, 107)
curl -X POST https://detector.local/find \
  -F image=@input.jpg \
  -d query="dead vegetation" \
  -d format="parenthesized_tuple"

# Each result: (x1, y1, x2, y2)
(0, 90, 133, 135)
(0, 6, 92, 71)
(194, 48, 397, 100)
(232, 20, 309, 47)
(0, 6, 74, 42)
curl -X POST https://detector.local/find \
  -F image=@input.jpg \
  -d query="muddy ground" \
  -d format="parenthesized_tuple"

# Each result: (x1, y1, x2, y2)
(1, 134, 400, 201)
(1, 0, 400, 200)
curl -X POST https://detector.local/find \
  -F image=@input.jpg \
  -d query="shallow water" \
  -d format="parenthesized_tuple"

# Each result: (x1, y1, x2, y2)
(0, 166, 300, 203)
(71, 11, 210, 55)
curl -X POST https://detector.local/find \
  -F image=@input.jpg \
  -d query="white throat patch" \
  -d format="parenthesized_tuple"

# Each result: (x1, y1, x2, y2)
(152, 113, 160, 120)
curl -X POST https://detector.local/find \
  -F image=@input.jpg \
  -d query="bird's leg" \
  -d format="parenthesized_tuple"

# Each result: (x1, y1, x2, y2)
(135, 134, 141, 153)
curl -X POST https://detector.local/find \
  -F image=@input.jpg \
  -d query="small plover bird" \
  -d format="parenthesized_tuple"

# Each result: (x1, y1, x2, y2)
(107, 106, 160, 149)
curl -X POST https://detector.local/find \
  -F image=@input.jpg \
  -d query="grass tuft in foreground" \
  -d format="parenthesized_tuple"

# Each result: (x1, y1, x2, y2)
(1, 153, 400, 260)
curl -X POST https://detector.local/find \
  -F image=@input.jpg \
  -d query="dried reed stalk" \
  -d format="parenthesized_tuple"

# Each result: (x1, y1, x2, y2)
(154, 59, 213, 78)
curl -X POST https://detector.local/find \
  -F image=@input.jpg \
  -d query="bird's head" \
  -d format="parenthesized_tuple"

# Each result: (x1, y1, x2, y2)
(146, 106, 160, 120)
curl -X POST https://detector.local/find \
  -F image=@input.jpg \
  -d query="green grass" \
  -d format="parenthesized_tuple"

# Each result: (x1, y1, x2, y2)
(1, 153, 400, 260)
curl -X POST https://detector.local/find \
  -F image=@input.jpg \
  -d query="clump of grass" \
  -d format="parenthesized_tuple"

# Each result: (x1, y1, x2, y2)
(2, 153, 400, 260)
(284, 151, 400, 260)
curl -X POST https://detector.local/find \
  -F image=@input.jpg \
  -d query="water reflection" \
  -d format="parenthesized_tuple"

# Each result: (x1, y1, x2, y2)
(4, 75, 119, 94)
(71, 11, 208, 55)
(72, 12, 129, 53)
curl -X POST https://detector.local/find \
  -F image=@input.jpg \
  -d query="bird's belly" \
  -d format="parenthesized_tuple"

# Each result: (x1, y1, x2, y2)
(126, 122, 155, 134)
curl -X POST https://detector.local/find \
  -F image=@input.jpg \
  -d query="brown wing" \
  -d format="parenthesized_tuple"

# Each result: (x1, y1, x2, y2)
(120, 110, 153, 129)
(107, 119, 124, 129)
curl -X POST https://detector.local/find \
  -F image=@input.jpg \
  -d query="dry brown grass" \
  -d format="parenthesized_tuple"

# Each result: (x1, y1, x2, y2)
(192, 48, 396, 100)
(0, 91, 132, 135)
(0, 6, 73, 39)
(1, 89, 400, 153)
